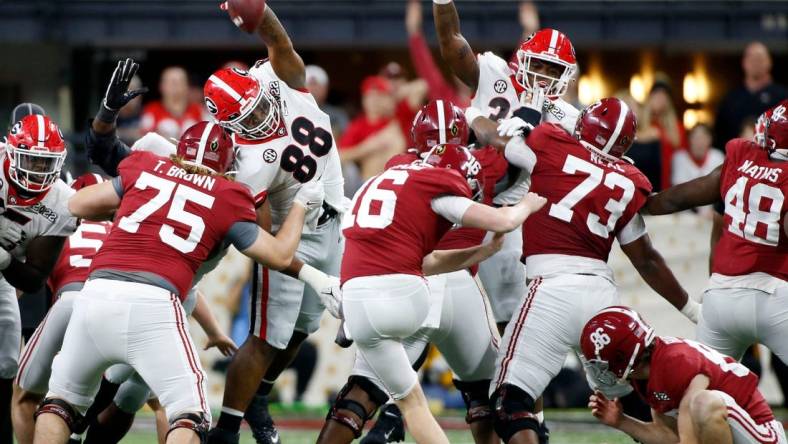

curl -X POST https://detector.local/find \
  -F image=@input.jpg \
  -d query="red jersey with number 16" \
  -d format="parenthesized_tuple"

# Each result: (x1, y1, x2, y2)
(713, 138, 787, 280)
(341, 164, 472, 284)
(523, 124, 652, 261)
(89, 151, 257, 298)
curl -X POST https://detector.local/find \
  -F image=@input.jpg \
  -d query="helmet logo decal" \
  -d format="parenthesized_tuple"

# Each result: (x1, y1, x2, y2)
(450, 124, 458, 137)
(10, 122, 21, 135)
(773, 105, 786, 122)
(209, 140, 219, 152)
(263, 148, 278, 163)
(494, 80, 508, 94)
(590, 327, 611, 355)
(434, 145, 446, 155)
(205, 98, 218, 115)
(231, 67, 249, 76)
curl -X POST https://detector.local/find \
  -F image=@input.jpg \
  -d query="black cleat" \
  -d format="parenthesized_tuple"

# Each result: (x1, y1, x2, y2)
(360, 404, 405, 444)
(244, 394, 281, 444)
(207, 427, 240, 444)
(67, 437, 82, 444)
(537, 420, 550, 444)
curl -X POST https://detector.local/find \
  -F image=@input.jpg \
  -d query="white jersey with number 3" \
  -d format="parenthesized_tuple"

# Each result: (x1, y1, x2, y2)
(235, 60, 343, 232)
(472, 52, 580, 204)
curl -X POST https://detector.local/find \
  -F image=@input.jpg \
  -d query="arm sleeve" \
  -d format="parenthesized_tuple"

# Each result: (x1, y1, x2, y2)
(430, 196, 475, 224)
(225, 221, 260, 251)
(504, 136, 537, 174)
(85, 123, 132, 177)
(616, 213, 647, 245)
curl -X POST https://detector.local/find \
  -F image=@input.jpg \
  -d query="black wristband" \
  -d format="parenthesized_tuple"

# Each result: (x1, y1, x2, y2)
(95, 101, 119, 124)
(513, 106, 543, 128)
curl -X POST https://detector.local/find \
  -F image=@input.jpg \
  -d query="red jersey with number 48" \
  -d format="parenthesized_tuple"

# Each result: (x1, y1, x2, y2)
(713, 138, 787, 280)
(48, 220, 112, 297)
(635, 336, 773, 424)
(341, 164, 472, 284)
(523, 124, 652, 261)
(89, 151, 257, 298)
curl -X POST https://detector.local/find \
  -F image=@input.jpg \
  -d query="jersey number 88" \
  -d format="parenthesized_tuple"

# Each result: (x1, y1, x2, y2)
(280, 117, 333, 183)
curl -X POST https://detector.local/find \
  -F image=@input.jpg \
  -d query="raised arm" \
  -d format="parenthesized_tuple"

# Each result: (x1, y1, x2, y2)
(433, 0, 480, 91)
(643, 166, 722, 215)
(255, 5, 305, 90)
(87, 58, 147, 176)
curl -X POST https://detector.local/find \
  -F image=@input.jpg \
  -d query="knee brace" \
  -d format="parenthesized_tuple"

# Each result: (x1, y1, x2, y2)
(327, 375, 389, 438)
(166, 412, 210, 443)
(490, 384, 540, 443)
(34, 397, 87, 434)
(453, 379, 493, 424)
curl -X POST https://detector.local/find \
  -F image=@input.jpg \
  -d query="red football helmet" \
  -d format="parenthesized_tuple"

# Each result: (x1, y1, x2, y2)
(411, 99, 469, 154)
(575, 98, 637, 159)
(422, 143, 484, 201)
(581, 306, 655, 386)
(755, 100, 788, 158)
(70, 173, 106, 191)
(177, 121, 236, 174)
(515, 28, 578, 98)
(203, 67, 281, 140)
(5, 115, 67, 193)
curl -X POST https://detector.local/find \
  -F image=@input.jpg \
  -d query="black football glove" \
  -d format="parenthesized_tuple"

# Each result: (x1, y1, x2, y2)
(96, 58, 148, 123)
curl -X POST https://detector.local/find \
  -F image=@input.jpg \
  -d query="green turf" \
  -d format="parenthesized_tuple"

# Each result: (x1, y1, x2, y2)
(119, 428, 635, 443)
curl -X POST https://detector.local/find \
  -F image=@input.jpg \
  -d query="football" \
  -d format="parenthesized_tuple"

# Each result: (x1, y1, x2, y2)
(225, 0, 265, 33)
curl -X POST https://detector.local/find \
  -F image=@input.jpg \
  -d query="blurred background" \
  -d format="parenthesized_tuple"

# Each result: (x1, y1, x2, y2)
(3, 0, 788, 439)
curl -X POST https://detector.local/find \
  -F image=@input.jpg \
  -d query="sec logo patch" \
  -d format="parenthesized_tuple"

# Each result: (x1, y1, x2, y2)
(263, 148, 278, 163)
(494, 80, 508, 94)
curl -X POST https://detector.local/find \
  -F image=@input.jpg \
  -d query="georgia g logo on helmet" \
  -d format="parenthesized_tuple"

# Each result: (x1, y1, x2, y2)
(205, 98, 219, 115)
(590, 327, 611, 355)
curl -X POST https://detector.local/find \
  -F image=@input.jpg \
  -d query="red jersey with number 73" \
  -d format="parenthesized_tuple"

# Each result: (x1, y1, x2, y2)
(89, 151, 257, 298)
(713, 138, 787, 280)
(341, 164, 472, 284)
(522, 123, 652, 261)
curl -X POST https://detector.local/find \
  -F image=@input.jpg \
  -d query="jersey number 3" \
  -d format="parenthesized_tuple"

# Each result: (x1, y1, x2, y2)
(118, 172, 214, 254)
(548, 155, 635, 239)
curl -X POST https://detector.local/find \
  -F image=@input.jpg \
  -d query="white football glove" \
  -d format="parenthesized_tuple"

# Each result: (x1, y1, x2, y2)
(680, 299, 701, 324)
(497, 117, 533, 138)
(0, 248, 10, 271)
(294, 181, 324, 212)
(298, 264, 342, 319)
(0, 216, 24, 251)
(520, 85, 547, 112)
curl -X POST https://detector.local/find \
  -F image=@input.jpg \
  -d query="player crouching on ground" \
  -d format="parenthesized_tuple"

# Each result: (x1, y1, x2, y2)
(32, 122, 324, 444)
(332, 144, 546, 444)
(583, 306, 786, 444)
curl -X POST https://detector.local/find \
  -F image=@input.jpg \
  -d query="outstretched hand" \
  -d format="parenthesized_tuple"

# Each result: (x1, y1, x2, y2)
(103, 58, 147, 112)
(589, 391, 623, 428)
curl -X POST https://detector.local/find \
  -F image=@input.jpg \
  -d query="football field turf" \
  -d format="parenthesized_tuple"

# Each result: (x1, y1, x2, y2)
(120, 428, 635, 444)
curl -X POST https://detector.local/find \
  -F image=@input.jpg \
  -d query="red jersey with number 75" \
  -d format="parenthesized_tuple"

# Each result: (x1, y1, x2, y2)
(341, 164, 472, 284)
(522, 123, 652, 261)
(713, 138, 787, 280)
(634, 336, 773, 424)
(89, 151, 257, 298)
